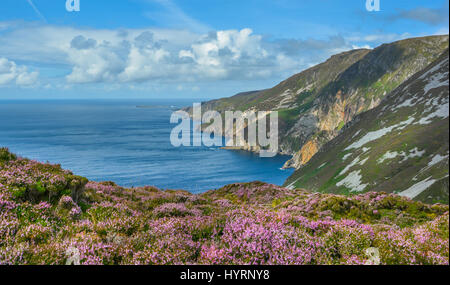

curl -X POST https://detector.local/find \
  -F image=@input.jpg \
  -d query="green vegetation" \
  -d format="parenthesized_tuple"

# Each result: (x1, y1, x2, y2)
(285, 50, 449, 204)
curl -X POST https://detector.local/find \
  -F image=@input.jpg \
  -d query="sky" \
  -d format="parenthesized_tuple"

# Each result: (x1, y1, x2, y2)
(0, 0, 448, 99)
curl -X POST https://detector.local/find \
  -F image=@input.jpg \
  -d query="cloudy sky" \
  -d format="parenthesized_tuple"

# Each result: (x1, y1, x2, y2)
(0, 0, 448, 99)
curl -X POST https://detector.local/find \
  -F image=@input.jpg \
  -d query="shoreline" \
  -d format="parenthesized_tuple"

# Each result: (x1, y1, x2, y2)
(184, 113, 295, 167)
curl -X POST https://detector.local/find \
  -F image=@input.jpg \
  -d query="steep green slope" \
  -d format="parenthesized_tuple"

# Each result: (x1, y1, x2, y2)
(187, 35, 449, 169)
(284, 50, 449, 204)
(191, 48, 371, 112)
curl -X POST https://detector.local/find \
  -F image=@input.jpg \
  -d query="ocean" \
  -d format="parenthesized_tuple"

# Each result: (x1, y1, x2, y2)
(0, 99, 294, 193)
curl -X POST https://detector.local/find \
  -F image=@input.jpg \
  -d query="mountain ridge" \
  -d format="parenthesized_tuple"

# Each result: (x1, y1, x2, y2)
(185, 35, 449, 170)
(284, 49, 449, 204)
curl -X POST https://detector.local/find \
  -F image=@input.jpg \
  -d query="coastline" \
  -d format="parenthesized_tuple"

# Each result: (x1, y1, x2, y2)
(183, 111, 295, 167)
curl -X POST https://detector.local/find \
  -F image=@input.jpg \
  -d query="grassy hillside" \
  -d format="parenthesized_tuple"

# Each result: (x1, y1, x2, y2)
(284, 50, 449, 204)
(187, 35, 449, 169)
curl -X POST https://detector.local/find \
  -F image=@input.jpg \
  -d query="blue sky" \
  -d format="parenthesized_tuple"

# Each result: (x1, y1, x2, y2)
(0, 0, 448, 99)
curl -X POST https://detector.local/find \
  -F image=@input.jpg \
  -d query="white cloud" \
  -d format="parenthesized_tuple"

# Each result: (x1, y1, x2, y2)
(177, 28, 274, 80)
(0, 57, 39, 86)
(346, 33, 411, 44)
(434, 26, 450, 35)
(389, 3, 449, 26)
(0, 22, 370, 89)
(352, 44, 372, 50)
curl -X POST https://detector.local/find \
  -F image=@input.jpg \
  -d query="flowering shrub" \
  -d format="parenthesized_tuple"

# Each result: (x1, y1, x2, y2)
(153, 203, 196, 218)
(57, 196, 82, 220)
(0, 148, 448, 265)
(0, 151, 87, 205)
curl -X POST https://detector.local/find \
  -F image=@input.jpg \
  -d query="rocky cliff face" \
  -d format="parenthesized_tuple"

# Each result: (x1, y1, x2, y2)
(186, 35, 449, 169)
(284, 50, 449, 204)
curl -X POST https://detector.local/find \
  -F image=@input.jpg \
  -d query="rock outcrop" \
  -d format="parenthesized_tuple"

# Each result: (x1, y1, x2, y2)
(185, 35, 449, 170)
(284, 50, 450, 204)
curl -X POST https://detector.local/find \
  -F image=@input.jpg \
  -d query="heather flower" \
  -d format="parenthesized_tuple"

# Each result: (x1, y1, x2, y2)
(153, 203, 194, 218)
(0, 148, 448, 265)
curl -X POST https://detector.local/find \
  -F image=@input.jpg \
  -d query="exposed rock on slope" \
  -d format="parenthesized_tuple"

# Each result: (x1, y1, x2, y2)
(284, 50, 450, 204)
(186, 35, 449, 169)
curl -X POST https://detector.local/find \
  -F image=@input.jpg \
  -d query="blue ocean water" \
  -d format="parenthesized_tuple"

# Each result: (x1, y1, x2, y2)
(0, 100, 293, 193)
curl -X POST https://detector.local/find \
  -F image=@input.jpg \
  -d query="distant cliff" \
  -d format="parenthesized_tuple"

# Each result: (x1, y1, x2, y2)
(185, 35, 449, 170)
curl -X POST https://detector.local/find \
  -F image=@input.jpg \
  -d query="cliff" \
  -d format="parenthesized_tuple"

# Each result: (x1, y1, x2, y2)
(284, 50, 450, 204)
(185, 35, 449, 169)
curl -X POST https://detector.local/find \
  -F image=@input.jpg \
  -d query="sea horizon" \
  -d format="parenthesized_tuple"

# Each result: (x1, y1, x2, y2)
(0, 99, 294, 193)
